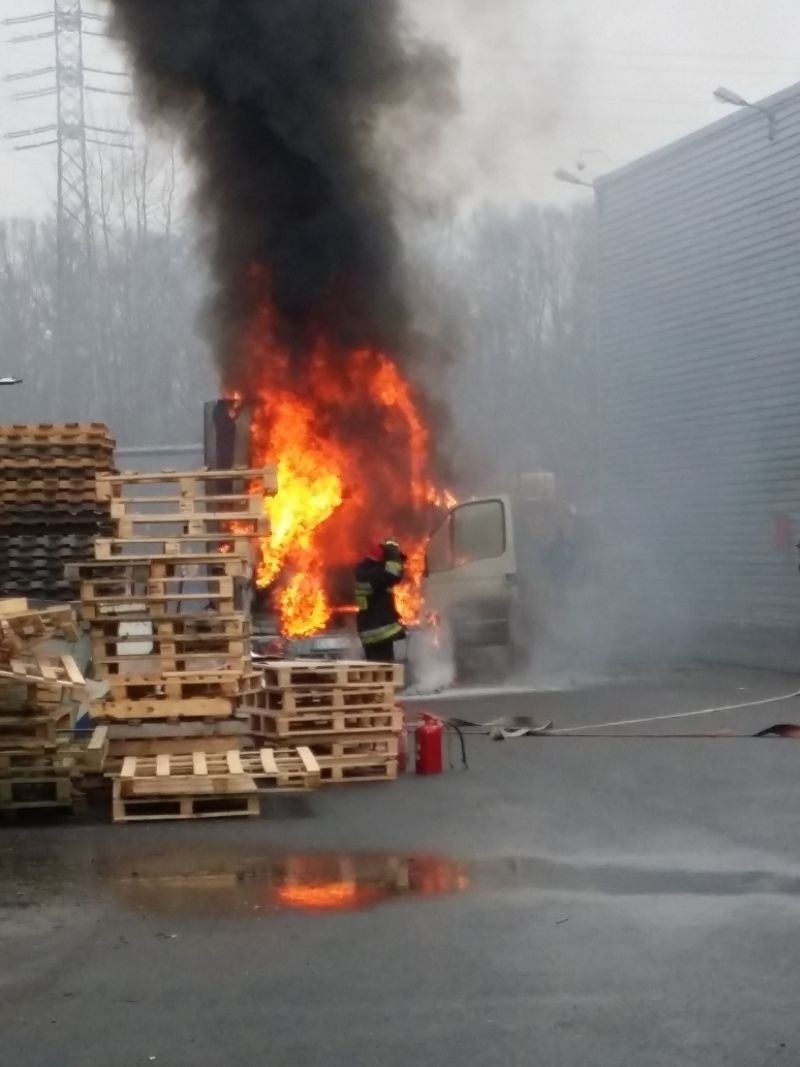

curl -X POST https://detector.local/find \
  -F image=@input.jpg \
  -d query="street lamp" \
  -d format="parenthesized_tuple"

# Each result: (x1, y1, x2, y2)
(554, 167, 595, 190)
(575, 148, 617, 172)
(0, 377, 22, 385)
(713, 86, 776, 141)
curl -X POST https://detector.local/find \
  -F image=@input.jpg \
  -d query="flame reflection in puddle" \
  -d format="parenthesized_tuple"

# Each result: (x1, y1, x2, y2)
(108, 849, 470, 918)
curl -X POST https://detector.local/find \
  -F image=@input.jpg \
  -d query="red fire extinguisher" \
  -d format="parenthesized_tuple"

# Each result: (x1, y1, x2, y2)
(415, 713, 444, 775)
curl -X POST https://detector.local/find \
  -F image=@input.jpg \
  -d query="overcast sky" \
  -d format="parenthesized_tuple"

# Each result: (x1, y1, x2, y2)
(0, 0, 798, 218)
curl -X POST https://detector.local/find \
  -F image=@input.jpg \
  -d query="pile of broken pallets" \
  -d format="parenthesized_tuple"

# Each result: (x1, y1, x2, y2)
(247, 659, 405, 784)
(71, 466, 322, 822)
(0, 423, 115, 601)
(0, 598, 105, 816)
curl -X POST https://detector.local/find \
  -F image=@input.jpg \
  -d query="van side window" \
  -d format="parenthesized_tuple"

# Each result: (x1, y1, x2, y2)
(426, 516, 453, 573)
(453, 500, 505, 565)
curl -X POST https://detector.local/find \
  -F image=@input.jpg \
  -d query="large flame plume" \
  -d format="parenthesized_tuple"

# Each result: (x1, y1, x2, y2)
(239, 300, 450, 637)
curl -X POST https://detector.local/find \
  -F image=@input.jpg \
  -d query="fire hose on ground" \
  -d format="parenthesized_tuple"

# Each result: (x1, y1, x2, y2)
(402, 687, 800, 772)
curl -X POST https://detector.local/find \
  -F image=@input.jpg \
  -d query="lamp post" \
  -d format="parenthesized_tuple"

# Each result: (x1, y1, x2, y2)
(0, 378, 22, 386)
(554, 167, 596, 190)
(713, 86, 776, 141)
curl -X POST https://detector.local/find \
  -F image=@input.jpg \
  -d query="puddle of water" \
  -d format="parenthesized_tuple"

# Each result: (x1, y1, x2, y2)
(10, 840, 800, 920)
(105, 849, 471, 918)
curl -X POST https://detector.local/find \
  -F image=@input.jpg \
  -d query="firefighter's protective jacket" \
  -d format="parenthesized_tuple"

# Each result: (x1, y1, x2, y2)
(354, 555, 405, 646)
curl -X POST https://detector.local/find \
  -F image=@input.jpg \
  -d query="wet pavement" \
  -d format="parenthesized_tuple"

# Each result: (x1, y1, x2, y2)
(2, 664, 800, 1065)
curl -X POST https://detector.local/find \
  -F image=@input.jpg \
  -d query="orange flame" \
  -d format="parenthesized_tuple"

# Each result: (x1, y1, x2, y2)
(234, 297, 450, 637)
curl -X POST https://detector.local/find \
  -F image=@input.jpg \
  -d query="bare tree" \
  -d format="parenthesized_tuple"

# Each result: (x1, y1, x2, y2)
(0, 136, 214, 443)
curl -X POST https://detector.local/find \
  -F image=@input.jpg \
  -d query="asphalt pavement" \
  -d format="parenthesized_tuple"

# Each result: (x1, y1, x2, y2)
(2, 664, 800, 1066)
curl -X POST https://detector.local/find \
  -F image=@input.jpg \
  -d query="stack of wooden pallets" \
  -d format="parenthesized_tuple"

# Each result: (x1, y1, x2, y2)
(247, 659, 405, 784)
(0, 423, 114, 600)
(74, 467, 272, 723)
(71, 466, 322, 823)
(0, 598, 102, 815)
(110, 746, 321, 823)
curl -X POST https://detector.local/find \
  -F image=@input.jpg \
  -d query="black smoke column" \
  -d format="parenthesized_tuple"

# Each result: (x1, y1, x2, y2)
(109, 0, 454, 388)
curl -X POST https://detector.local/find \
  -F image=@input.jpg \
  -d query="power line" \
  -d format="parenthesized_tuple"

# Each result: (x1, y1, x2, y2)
(83, 65, 129, 77)
(2, 10, 53, 25)
(3, 0, 133, 388)
(3, 64, 56, 80)
(85, 83, 132, 96)
(582, 47, 800, 62)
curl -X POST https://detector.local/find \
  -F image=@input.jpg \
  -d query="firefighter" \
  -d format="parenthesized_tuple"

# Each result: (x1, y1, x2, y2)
(355, 539, 406, 662)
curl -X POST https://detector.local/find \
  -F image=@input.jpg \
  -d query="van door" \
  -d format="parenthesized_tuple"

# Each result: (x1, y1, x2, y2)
(422, 495, 517, 649)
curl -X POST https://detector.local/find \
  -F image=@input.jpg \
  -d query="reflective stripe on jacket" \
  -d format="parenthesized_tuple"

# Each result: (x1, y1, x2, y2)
(354, 555, 405, 645)
(360, 620, 405, 645)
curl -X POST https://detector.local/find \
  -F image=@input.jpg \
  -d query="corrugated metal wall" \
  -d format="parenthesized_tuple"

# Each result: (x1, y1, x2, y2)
(596, 84, 800, 666)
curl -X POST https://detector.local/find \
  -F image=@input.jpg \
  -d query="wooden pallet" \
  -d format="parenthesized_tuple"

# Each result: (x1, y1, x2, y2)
(80, 574, 239, 600)
(93, 649, 250, 676)
(67, 554, 251, 580)
(14, 728, 112, 778)
(117, 750, 256, 791)
(0, 774, 75, 809)
(0, 714, 66, 743)
(111, 745, 284, 822)
(101, 668, 262, 702)
(305, 732, 401, 786)
(0, 748, 78, 776)
(91, 634, 249, 661)
(108, 734, 247, 763)
(96, 467, 277, 498)
(96, 695, 237, 722)
(0, 487, 98, 504)
(0, 532, 97, 549)
(105, 719, 248, 757)
(0, 474, 97, 486)
(0, 475, 94, 487)
(85, 613, 251, 638)
(262, 660, 405, 690)
(242, 747, 321, 791)
(0, 597, 30, 616)
(0, 508, 112, 526)
(260, 684, 396, 714)
(111, 783, 259, 823)
(0, 451, 112, 462)
(0, 605, 80, 646)
(115, 746, 319, 794)
(305, 735, 400, 760)
(108, 493, 265, 521)
(0, 682, 74, 714)
(0, 446, 113, 461)
(76, 725, 110, 772)
(0, 653, 86, 694)
(315, 757, 399, 785)
(93, 535, 255, 560)
(0, 456, 110, 471)
(79, 592, 241, 620)
(0, 421, 112, 438)
(113, 513, 270, 539)
(79, 578, 243, 612)
(0, 503, 100, 514)
(248, 705, 402, 740)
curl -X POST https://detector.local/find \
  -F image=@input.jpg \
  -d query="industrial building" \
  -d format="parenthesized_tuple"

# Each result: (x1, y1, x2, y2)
(596, 82, 800, 667)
